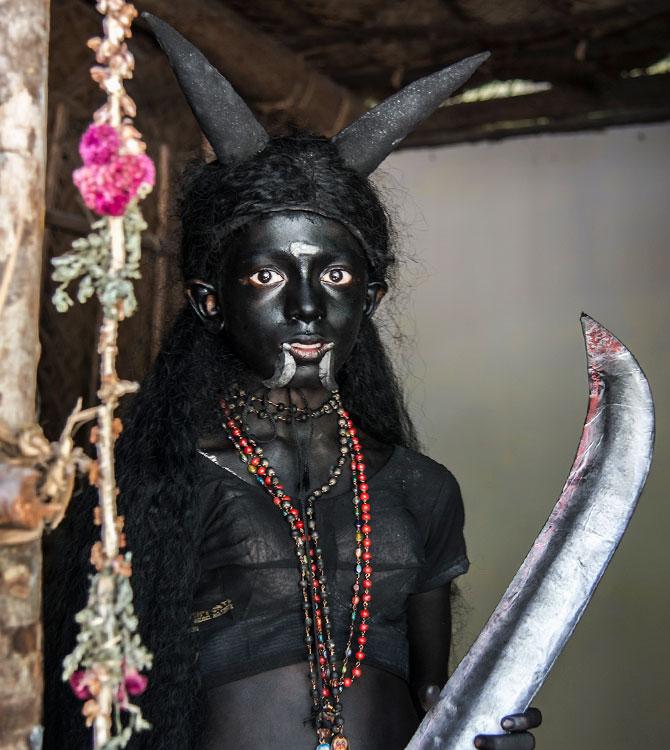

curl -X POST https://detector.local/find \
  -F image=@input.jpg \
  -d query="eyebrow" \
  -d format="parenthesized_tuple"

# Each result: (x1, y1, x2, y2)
(288, 241, 320, 257)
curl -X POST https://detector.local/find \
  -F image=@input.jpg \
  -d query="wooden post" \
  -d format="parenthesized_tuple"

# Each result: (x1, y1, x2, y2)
(0, 0, 51, 748)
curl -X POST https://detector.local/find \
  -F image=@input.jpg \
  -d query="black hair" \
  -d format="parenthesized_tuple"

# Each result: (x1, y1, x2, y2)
(44, 134, 417, 749)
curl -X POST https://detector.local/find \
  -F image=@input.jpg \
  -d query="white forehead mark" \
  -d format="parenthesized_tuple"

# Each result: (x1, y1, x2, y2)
(289, 241, 320, 257)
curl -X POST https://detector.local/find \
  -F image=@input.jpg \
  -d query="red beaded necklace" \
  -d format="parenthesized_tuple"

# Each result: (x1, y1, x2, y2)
(220, 391, 372, 750)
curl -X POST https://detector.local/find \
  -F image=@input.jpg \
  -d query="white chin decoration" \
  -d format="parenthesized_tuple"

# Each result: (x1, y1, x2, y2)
(318, 346, 338, 391)
(262, 344, 297, 388)
(262, 343, 338, 391)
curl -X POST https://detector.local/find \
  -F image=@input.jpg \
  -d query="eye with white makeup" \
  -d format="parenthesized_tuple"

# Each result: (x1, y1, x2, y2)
(321, 267, 353, 286)
(247, 268, 285, 288)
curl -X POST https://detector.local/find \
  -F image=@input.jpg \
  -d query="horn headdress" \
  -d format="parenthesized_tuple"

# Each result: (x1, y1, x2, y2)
(143, 12, 488, 173)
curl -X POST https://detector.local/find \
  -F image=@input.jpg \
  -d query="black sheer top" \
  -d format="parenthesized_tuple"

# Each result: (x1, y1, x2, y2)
(193, 445, 468, 687)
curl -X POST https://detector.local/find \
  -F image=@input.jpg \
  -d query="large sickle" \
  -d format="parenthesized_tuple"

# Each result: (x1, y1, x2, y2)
(406, 314, 654, 750)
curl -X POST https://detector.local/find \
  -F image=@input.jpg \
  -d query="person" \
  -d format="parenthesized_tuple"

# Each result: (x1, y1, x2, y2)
(44, 15, 541, 750)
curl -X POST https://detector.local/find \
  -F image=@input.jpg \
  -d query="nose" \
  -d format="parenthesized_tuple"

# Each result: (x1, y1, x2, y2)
(285, 277, 324, 324)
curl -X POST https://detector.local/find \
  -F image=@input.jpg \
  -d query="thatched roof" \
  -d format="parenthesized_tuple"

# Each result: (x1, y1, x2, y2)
(39, 0, 669, 436)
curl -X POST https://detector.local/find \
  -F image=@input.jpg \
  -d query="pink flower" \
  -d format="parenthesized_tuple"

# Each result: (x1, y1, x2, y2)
(73, 152, 155, 217)
(79, 124, 120, 166)
(124, 668, 148, 696)
(69, 670, 93, 700)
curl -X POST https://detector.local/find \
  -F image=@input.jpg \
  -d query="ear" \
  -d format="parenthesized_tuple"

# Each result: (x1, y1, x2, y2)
(364, 281, 387, 319)
(185, 279, 224, 330)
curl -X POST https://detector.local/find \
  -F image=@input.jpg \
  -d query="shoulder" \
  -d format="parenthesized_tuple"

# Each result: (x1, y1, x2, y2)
(385, 445, 461, 500)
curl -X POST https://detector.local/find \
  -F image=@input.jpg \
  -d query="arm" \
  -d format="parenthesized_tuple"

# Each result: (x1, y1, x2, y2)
(408, 585, 542, 746)
(407, 581, 453, 714)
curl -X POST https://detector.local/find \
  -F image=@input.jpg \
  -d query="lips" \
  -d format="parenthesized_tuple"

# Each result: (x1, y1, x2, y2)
(283, 340, 333, 363)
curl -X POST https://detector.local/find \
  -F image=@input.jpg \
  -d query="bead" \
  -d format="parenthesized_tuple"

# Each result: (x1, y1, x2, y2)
(363, 539, 372, 549)
(361, 503, 371, 512)
(357, 636, 367, 645)
(362, 579, 372, 589)
(343, 677, 352, 688)
(359, 492, 369, 502)
(359, 623, 369, 632)
(247, 464, 257, 474)
(362, 552, 372, 561)
(363, 565, 372, 574)
(243, 445, 253, 455)
(251, 456, 261, 466)
(361, 513, 371, 521)
(362, 593, 372, 603)
(355, 651, 365, 661)
(352, 667, 362, 678)
(360, 609, 370, 619)
(361, 524, 371, 534)
(359, 483, 368, 493)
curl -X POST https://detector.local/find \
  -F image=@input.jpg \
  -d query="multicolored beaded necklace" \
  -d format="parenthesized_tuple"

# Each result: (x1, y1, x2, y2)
(220, 390, 372, 750)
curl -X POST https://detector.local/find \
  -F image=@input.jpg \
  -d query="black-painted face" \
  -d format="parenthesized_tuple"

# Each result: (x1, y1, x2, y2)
(199, 211, 384, 388)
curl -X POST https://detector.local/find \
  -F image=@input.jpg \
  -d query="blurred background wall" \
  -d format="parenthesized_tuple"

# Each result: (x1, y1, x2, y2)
(377, 121, 669, 749)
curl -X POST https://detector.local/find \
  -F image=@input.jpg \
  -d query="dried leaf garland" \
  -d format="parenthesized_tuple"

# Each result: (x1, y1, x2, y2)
(52, 1, 155, 746)
(51, 204, 145, 319)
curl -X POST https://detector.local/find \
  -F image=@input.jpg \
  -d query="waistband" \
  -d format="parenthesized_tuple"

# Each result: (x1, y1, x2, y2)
(197, 611, 409, 689)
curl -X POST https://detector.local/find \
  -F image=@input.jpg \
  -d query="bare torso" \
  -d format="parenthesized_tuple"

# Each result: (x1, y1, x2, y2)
(200, 662, 419, 750)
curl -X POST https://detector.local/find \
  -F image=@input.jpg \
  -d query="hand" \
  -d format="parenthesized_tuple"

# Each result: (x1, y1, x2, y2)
(473, 708, 542, 750)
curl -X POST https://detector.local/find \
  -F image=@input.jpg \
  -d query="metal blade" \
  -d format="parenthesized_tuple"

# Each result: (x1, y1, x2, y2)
(406, 314, 654, 750)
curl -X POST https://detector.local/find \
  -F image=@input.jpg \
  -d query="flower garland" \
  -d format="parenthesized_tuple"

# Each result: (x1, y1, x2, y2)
(52, 1, 154, 747)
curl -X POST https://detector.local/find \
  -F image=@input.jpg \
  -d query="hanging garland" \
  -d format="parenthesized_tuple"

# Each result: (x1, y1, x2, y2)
(52, 1, 154, 747)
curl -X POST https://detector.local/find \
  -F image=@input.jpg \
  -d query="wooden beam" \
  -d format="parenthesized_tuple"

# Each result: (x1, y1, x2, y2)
(137, 0, 368, 136)
(403, 73, 670, 148)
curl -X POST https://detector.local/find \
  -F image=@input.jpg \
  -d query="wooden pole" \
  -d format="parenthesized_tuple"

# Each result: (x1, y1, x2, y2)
(0, 0, 50, 748)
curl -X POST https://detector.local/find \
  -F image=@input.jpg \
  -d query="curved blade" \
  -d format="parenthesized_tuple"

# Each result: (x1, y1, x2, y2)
(406, 314, 654, 750)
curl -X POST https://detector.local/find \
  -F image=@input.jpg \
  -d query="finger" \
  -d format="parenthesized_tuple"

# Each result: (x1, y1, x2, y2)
(474, 732, 535, 750)
(500, 707, 543, 732)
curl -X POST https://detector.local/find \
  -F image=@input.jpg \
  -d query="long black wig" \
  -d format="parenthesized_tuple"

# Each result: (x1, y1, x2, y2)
(44, 135, 418, 749)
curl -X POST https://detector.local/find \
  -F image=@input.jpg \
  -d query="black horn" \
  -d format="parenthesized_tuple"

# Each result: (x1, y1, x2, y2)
(142, 13, 269, 164)
(332, 52, 490, 176)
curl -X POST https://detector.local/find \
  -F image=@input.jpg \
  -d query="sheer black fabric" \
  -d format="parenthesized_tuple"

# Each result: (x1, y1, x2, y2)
(193, 446, 468, 687)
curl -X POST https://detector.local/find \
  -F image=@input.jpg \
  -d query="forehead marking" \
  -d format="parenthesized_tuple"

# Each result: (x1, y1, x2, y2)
(289, 241, 320, 257)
